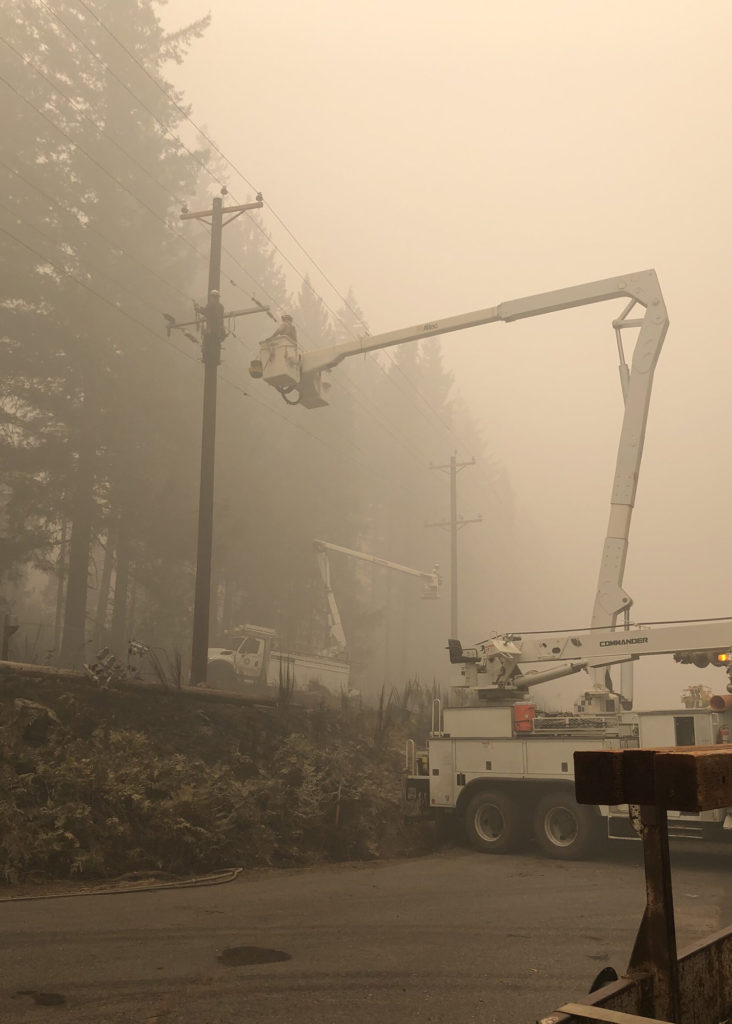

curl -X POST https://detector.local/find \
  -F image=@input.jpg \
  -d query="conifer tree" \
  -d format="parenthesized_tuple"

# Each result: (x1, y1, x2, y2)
(0, 0, 207, 663)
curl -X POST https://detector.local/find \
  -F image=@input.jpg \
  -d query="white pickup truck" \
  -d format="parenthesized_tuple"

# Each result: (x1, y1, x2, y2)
(206, 623, 350, 696)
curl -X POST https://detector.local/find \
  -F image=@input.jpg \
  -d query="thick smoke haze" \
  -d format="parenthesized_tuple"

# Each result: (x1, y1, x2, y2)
(157, 0, 732, 708)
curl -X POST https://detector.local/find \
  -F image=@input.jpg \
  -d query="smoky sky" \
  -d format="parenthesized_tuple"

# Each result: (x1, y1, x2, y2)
(161, 0, 732, 708)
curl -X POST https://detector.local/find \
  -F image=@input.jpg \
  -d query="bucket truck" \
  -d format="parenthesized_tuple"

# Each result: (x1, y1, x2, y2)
(313, 539, 441, 659)
(250, 270, 732, 857)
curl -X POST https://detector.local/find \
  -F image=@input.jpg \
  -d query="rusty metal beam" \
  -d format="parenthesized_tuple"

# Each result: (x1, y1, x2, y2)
(654, 748, 732, 812)
(567, 741, 732, 1024)
(626, 804, 679, 1023)
(538, 921, 732, 1024)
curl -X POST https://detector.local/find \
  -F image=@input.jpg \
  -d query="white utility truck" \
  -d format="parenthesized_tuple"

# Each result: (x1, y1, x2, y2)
(249, 268, 732, 857)
(403, 632, 732, 859)
(206, 624, 350, 696)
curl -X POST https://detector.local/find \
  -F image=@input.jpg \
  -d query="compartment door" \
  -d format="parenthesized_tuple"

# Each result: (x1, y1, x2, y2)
(428, 739, 456, 807)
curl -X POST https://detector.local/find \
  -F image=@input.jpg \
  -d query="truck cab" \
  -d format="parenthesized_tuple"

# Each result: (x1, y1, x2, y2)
(206, 624, 277, 690)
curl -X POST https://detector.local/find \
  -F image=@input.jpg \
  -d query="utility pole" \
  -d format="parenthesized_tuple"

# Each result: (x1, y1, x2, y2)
(2, 613, 18, 660)
(426, 454, 482, 638)
(169, 189, 272, 684)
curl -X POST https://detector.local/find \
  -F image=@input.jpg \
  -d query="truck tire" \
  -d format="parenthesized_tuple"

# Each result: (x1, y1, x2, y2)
(532, 789, 599, 860)
(206, 661, 238, 690)
(464, 789, 521, 854)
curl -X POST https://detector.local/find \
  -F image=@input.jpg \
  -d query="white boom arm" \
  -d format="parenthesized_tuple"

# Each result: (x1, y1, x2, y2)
(451, 619, 732, 699)
(256, 270, 669, 707)
(314, 540, 441, 589)
(313, 544, 348, 658)
(313, 540, 441, 658)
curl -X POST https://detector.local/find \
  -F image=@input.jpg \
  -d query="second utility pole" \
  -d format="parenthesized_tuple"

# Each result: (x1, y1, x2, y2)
(178, 190, 266, 684)
(426, 454, 482, 638)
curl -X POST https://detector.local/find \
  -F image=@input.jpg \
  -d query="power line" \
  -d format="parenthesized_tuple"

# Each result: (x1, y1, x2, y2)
(0, 181, 191, 328)
(0, 70, 210, 269)
(0, 36, 190, 209)
(0, 222, 201, 365)
(0, 60, 435, 469)
(31, 2, 292, 313)
(17, 4, 286, 324)
(326, 377, 433, 469)
(0, 224, 422, 502)
(61, 0, 481, 461)
(73, 0, 254, 193)
(0, 61, 268, 325)
(0, 160, 191, 304)
(7, 9, 269, 315)
(13, 4, 492, 480)
(3, 48, 479, 505)
(36, 0, 223, 193)
(226, 387, 423, 503)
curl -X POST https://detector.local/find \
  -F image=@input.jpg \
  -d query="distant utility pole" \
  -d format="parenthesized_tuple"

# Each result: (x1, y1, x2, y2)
(2, 613, 18, 661)
(426, 454, 482, 638)
(167, 189, 272, 685)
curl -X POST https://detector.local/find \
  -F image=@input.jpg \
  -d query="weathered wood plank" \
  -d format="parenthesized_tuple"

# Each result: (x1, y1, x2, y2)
(574, 749, 625, 805)
(574, 746, 732, 809)
(654, 748, 732, 812)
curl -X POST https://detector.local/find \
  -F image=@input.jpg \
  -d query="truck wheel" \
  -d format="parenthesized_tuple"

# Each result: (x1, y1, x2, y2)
(532, 789, 599, 860)
(206, 661, 238, 690)
(464, 789, 521, 854)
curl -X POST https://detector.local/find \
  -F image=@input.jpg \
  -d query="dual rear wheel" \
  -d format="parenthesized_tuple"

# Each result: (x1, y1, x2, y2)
(464, 787, 600, 860)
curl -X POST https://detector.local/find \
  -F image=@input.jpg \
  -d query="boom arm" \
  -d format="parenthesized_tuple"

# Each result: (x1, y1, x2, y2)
(453, 619, 732, 696)
(256, 270, 669, 707)
(314, 540, 441, 658)
(314, 539, 441, 591)
(314, 544, 348, 658)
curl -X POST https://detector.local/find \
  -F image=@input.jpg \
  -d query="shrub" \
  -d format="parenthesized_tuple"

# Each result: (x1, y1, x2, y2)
(0, 674, 431, 882)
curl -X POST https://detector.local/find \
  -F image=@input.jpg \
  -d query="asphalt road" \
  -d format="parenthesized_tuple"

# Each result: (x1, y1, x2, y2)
(2, 842, 732, 1024)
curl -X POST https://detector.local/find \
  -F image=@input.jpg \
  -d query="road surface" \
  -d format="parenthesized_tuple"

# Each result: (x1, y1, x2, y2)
(2, 843, 731, 1023)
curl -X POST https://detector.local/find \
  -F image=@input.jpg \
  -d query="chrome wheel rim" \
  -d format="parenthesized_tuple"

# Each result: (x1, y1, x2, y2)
(544, 806, 577, 847)
(474, 804, 505, 843)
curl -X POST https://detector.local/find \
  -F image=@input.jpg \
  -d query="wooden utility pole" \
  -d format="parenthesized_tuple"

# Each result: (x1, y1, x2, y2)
(53, 514, 67, 658)
(172, 189, 270, 684)
(58, 386, 96, 667)
(2, 613, 18, 660)
(426, 454, 481, 638)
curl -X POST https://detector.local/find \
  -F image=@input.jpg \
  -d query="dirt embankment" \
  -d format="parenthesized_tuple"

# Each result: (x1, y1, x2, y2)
(0, 672, 430, 885)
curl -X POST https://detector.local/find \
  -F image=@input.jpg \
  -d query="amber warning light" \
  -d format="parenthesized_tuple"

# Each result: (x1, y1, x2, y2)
(674, 649, 732, 668)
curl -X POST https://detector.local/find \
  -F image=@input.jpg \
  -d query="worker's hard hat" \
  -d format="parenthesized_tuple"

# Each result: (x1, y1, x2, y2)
(209, 289, 221, 297)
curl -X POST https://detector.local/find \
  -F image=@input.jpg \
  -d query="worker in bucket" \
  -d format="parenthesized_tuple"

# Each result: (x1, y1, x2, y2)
(264, 313, 297, 344)
(249, 314, 297, 378)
